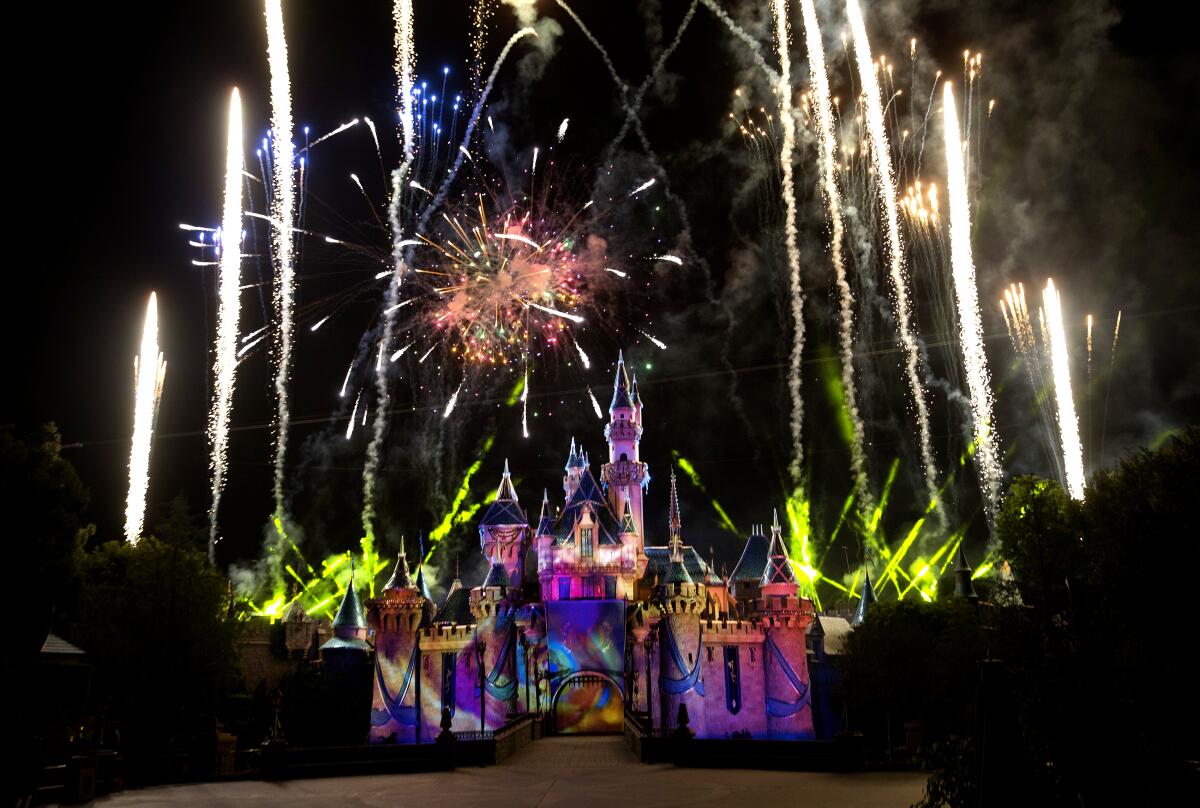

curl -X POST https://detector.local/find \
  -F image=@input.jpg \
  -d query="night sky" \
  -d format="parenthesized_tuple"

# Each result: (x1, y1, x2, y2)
(9, 0, 1199, 595)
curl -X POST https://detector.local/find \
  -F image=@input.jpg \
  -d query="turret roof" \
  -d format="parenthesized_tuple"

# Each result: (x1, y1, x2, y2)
(851, 568, 877, 626)
(609, 350, 634, 411)
(553, 466, 621, 546)
(332, 569, 367, 632)
(482, 562, 511, 589)
(729, 527, 770, 583)
(383, 550, 415, 591)
(480, 460, 527, 527)
(760, 509, 799, 587)
(433, 583, 472, 625)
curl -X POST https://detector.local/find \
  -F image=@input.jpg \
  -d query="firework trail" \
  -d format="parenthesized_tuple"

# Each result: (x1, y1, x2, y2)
(799, 0, 873, 517)
(521, 369, 530, 438)
(208, 87, 245, 560)
(557, 118, 569, 142)
(943, 83, 1001, 519)
(638, 329, 667, 350)
(362, 0, 419, 556)
(125, 292, 167, 545)
(846, 0, 942, 525)
(265, 0, 297, 529)
(603, 0, 699, 163)
(771, 0, 808, 491)
(423, 27, 538, 230)
(445, 379, 465, 419)
(587, 387, 604, 419)
(347, 391, 362, 440)
(697, 0, 780, 85)
(1043, 279, 1085, 500)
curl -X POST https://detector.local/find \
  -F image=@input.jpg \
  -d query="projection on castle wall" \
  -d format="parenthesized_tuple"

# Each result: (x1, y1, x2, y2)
(546, 600, 625, 734)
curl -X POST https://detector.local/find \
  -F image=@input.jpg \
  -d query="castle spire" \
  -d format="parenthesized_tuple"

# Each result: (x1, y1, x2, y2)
(564, 437, 584, 470)
(610, 350, 634, 411)
(495, 458, 519, 503)
(761, 508, 799, 587)
(953, 544, 979, 601)
(851, 567, 877, 626)
(383, 543, 415, 591)
(668, 469, 682, 552)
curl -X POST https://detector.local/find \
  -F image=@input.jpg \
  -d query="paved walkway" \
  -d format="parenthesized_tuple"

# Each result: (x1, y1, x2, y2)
(89, 737, 927, 807)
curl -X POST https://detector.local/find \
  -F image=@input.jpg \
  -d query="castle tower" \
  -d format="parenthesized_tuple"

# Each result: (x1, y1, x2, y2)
(758, 510, 815, 740)
(953, 545, 979, 601)
(851, 566, 878, 626)
(478, 460, 530, 586)
(366, 551, 428, 743)
(654, 472, 706, 736)
(470, 564, 519, 731)
(600, 351, 648, 575)
(563, 438, 585, 498)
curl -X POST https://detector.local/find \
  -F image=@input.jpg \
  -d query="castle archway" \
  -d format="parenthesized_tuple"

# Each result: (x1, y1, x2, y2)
(550, 671, 624, 734)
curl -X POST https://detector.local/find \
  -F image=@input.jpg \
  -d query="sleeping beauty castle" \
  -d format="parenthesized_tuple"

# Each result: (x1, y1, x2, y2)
(332, 353, 826, 742)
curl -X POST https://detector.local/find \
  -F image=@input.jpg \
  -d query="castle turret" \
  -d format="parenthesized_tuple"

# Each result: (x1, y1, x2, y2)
(367, 551, 428, 743)
(601, 351, 648, 575)
(851, 566, 877, 627)
(757, 510, 815, 740)
(563, 438, 585, 498)
(478, 460, 530, 587)
(654, 472, 706, 737)
(953, 545, 979, 602)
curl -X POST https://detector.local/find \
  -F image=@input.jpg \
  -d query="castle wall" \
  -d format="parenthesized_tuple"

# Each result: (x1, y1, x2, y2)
(699, 620, 768, 739)
(659, 611, 706, 737)
(763, 621, 816, 740)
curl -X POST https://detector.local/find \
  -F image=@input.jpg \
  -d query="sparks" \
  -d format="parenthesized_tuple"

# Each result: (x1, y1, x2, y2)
(650, 254, 682, 265)
(310, 315, 331, 332)
(207, 88, 245, 560)
(943, 82, 1002, 518)
(587, 386, 604, 419)
(265, 0, 297, 525)
(1044, 279, 1086, 500)
(639, 329, 667, 350)
(444, 380, 464, 419)
(124, 292, 167, 546)
(557, 118, 570, 141)
(628, 177, 657, 196)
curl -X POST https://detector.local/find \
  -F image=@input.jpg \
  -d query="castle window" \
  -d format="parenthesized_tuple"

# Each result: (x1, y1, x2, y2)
(620, 452, 628, 461)
(580, 528, 594, 558)
(558, 578, 571, 600)
(605, 576, 617, 599)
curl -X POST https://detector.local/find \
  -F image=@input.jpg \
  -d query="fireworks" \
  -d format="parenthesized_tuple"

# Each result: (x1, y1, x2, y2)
(943, 82, 1001, 518)
(124, 293, 167, 545)
(1044, 279, 1086, 500)
(406, 193, 602, 369)
(846, 0, 942, 526)
(799, 0, 873, 519)
(265, 0, 297, 527)
(207, 87, 245, 559)
(772, 0, 807, 492)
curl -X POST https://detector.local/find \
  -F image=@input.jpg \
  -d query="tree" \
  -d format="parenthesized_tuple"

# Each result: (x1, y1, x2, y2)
(2, 423, 93, 656)
(74, 536, 240, 781)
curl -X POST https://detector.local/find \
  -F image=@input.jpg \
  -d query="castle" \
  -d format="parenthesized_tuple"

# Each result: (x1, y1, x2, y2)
(333, 353, 823, 742)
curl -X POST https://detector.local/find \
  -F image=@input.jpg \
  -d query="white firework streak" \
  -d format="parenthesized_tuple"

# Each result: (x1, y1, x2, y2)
(310, 315, 331, 332)
(419, 344, 437, 363)
(773, 0, 807, 489)
(799, 0, 873, 517)
(588, 387, 604, 419)
(339, 362, 353, 397)
(557, 117, 569, 142)
(528, 301, 584, 323)
(208, 88, 244, 560)
(846, 0, 942, 522)
(650, 254, 682, 265)
(493, 232, 540, 250)
(574, 340, 591, 369)
(943, 83, 1002, 518)
(309, 117, 359, 147)
(125, 292, 166, 545)
(628, 178, 656, 197)
(265, 0, 296, 526)
(347, 391, 362, 440)
(604, 267, 627, 278)
(390, 341, 415, 362)
(532, 146, 539, 175)
(521, 369, 530, 438)
(444, 380, 464, 420)
(1044, 279, 1086, 500)
(639, 329, 667, 350)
